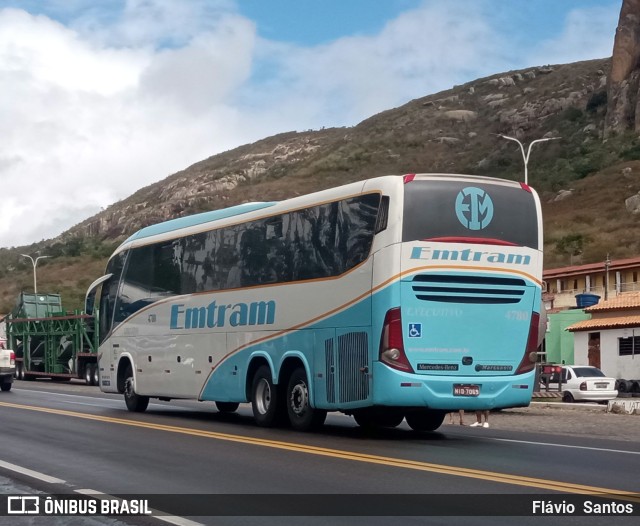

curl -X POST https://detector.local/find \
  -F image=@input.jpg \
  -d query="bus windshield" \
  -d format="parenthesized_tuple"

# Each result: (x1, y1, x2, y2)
(403, 179, 539, 249)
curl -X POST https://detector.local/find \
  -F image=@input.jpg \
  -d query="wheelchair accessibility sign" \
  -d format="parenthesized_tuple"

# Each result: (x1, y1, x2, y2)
(408, 323, 422, 338)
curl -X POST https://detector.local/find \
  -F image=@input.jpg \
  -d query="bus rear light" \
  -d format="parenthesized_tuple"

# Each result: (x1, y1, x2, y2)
(403, 174, 416, 184)
(379, 308, 414, 373)
(515, 312, 539, 375)
(519, 182, 533, 193)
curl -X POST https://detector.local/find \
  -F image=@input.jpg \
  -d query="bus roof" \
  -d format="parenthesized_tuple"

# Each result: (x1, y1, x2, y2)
(114, 174, 537, 254)
(123, 201, 278, 243)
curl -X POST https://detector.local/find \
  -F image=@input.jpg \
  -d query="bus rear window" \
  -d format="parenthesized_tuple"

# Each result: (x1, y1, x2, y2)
(403, 180, 539, 249)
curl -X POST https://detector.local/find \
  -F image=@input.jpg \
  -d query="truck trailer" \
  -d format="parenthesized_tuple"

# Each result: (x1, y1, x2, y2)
(5, 292, 99, 384)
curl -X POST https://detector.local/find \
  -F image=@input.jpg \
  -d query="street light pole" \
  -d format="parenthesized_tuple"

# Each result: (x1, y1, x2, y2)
(20, 254, 50, 295)
(498, 135, 560, 185)
(604, 253, 611, 301)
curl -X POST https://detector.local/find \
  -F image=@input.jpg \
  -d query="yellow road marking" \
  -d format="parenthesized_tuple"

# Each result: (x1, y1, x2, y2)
(1, 400, 637, 500)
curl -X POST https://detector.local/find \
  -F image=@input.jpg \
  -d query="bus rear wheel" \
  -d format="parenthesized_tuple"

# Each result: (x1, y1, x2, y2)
(123, 366, 149, 412)
(405, 410, 446, 432)
(215, 402, 240, 413)
(251, 365, 280, 427)
(354, 408, 404, 430)
(286, 367, 326, 431)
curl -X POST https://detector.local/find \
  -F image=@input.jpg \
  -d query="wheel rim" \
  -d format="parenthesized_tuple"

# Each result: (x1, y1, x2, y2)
(255, 378, 271, 415)
(290, 381, 308, 416)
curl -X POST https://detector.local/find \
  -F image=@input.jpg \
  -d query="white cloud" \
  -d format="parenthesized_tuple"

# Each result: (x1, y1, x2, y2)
(0, 4, 257, 246)
(0, 0, 621, 247)
(527, 6, 617, 66)
(239, 1, 508, 128)
(140, 19, 256, 114)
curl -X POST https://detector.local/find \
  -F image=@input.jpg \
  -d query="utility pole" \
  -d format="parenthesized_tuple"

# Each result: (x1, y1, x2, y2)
(604, 253, 611, 301)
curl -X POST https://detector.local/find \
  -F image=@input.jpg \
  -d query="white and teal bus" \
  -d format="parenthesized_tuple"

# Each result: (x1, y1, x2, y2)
(86, 174, 543, 432)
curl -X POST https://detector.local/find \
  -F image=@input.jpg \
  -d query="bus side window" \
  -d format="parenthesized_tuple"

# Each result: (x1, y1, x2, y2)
(339, 194, 380, 269)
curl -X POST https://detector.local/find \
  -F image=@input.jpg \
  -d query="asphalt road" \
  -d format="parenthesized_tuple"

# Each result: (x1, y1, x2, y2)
(0, 380, 638, 526)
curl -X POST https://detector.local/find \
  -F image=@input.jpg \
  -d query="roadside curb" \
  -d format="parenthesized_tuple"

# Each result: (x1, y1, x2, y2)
(530, 399, 640, 415)
(608, 399, 640, 415)
(530, 401, 607, 411)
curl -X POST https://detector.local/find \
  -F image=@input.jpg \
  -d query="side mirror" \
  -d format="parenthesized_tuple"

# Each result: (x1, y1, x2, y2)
(85, 288, 97, 316)
(85, 274, 113, 316)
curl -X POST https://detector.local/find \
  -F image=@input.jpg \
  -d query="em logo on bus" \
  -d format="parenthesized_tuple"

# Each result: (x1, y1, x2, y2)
(455, 187, 494, 230)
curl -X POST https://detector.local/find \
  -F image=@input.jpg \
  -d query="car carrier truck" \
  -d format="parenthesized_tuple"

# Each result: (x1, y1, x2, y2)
(5, 292, 99, 384)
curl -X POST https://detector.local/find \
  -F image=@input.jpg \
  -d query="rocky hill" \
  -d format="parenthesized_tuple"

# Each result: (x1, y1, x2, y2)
(69, 58, 613, 243)
(5, 32, 640, 311)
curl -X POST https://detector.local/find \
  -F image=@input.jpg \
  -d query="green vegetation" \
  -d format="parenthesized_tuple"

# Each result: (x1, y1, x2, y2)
(3, 58, 640, 307)
(0, 238, 116, 313)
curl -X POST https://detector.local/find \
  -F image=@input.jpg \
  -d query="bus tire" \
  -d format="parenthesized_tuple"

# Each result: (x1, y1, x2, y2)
(215, 402, 240, 413)
(251, 365, 280, 427)
(124, 366, 149, 412)
(353, 408, 404, 430)
(405, 410, 445, 432)
(376, 409, 404, 428)
(286, 367, 326, 431)
(92, 364, 100, 386)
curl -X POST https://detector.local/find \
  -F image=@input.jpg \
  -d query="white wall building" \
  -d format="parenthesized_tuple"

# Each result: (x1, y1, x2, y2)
(567, 293, 640, 380)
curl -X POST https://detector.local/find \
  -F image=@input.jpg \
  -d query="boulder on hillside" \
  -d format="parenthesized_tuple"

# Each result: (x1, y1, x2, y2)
(605, 0, 640, 137)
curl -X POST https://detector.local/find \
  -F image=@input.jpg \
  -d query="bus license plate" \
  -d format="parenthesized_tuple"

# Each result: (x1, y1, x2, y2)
(453, 384, 480, 397)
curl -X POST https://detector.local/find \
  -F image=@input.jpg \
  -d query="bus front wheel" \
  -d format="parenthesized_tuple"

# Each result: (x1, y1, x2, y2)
(405, 410, 445, 432)
(123, 366, 149, 413)
(286, 367, 326, 431)
(251, 366, 280, 427)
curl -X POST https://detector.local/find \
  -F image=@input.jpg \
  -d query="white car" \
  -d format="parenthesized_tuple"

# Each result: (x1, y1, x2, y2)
(550, 365, 618, 403)
(0, 347, 15, 392)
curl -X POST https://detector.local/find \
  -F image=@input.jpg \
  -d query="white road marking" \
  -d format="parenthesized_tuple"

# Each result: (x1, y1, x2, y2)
(75, 488, 205, 526)
(0, 459, 66, 484)
(491, 437, 640, 455)
(13, 389, 192, 410)
(14, 389, 118, 401)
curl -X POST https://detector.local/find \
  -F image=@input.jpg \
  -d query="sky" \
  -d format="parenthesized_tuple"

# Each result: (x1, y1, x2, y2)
(0, 0, 622, 248)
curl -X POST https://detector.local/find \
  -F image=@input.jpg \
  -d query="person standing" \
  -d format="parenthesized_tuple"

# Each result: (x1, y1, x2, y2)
(448, 410, 465, 425)
(470, 410, 489, 428)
